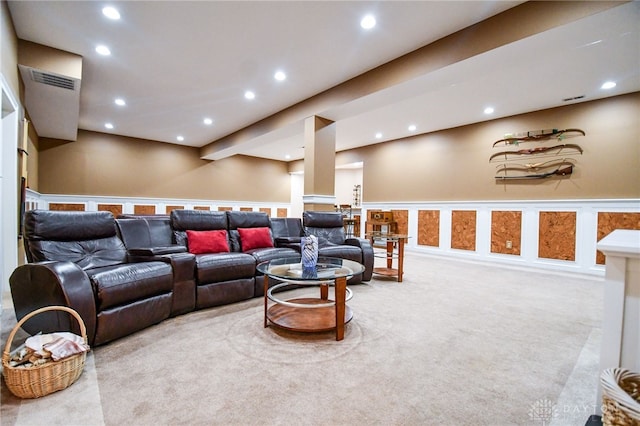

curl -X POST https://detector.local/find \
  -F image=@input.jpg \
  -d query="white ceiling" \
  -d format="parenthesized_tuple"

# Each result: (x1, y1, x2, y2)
(7, 1, 640, 162)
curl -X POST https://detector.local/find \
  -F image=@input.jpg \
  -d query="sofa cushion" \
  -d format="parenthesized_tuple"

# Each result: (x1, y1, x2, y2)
(226, 211, 272, 252)
(249, 247, 299, 265)
(317, 244, 362, 262)
(23, 210, 127, 268)
(187, 230, 230, 254)
(194, 252, 256, 284)
(238, 227, 273, 251)
(87, 262, 174, 310)
(170, 210, 228, 246)
(27, 237, 128, 270)
(116, 216, 173, 248)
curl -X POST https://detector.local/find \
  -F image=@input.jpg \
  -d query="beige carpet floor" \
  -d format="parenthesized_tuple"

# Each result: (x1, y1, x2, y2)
(1, 253, 604, 425)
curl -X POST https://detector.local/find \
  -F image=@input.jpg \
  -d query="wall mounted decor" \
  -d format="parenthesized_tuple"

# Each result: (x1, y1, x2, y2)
(489, 144, 583, 162)
(490, 128, 585, 181)
(492, 128, 585, 147)
(495, 159, 576, 180)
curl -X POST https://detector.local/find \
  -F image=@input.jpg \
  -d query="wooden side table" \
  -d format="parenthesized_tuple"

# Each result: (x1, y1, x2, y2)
(366, 233, 408, 282)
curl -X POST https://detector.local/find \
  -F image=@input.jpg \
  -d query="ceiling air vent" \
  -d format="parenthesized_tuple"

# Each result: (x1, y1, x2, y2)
(562, 95, 585, 102)
(30, 69, 76, 91)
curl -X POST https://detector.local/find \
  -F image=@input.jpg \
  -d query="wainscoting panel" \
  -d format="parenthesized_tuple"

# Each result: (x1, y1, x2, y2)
(25, 190, 639, 275)
(134, 205, 156, 215)
(363, 199, 639, 276)
(218, 207, 233, 211)
(98, 204, 123, 217)
(417, 210, 440, 247)
(26, 192, 289, 220)
(49, 203, 85, 211)
(391, 209, 408, 235)
(451, 210, 477, 251)
(491, 210, 522, 256)
(165, 205, 184, 214)
(539, 211, 577, 261)
(596, 212, 640, 264)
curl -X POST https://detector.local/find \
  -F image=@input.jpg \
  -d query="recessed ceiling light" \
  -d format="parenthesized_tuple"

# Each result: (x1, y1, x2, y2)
(285, 154, 291, 160)
(361, 14, 376, 29)
(408, 124, 417, 132)
(484, 107, 495, 114)
(105, 123, 114, 129)
(375, 132, 382, 139)
(274, 71, 286, 81)
(95, 45, 111, 56)
(601, 81, 616, 90)
(102, 6, 120, 20)
(244, 90, 255, 100)
(203, 118, 213, 125)
(177, 135, 184, 142)
(114, 98, 125, 106)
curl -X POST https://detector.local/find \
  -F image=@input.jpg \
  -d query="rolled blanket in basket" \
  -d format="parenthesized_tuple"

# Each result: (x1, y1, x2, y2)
(26, 332, 89, 361)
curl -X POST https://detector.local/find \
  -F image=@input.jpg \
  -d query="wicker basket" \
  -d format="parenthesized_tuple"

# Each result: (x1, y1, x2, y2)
(2, 306, 88, 399)
(601, 368, 640, 426)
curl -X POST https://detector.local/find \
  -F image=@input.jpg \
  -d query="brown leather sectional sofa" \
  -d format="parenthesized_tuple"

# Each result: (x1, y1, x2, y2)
(9, 209, 373, 346)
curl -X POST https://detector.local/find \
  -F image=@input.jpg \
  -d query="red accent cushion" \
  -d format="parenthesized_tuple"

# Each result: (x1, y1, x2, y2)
(238, 227, 273, 251)
(186, 230, 229, 254)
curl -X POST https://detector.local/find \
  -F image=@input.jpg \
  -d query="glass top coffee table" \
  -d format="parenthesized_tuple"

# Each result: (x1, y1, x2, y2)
(257, 256, 365, 341)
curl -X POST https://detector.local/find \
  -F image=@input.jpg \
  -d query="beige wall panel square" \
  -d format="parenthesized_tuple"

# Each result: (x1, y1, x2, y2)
(418, 210, 440, 247)
(491, 211, 522, 255)
(193, 206, 210, 211)
(277, 208, 288, 218)
(49, 203, 85, 211)
(451, 210, 476, 251)
(98, 204, 123, 217)
(218, 207, 232, 211)
(134, 205, 156, 215)
(538, 211, 576, 261)
(240, 207, 253, 212)
(596, 212, 640, 264)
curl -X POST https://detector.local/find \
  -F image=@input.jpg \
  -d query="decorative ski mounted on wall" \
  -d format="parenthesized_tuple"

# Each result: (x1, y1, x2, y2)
(492, 128, 585, 147)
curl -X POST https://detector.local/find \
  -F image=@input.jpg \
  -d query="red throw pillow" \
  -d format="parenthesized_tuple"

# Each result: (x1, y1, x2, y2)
(238, 227, 273, 251)
(186, 230, 229, 254)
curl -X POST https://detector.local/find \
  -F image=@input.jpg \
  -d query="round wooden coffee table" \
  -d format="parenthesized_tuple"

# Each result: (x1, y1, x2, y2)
(257, 256, 364, 341)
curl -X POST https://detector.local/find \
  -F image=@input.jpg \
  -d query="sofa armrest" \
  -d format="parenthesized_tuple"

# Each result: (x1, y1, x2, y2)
(274, 236, 302, 250)
(345, 238, 374, 281)
(9, 261, 97, 345)
(127, 245, 187, 256)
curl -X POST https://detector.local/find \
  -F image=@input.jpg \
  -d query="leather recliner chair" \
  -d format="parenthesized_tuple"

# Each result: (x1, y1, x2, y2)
(115, 215, 197, 316)
(169, 209, 257, 309)
(226, 210, 299, 296)
(10, 210, 176, 346)
(302, 211, 374, 282)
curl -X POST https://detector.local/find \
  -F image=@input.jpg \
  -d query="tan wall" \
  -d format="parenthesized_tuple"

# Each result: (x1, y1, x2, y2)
(26, 123, 38, 191)
(358, 93, 639, 202)
(1, 0, 19, 95)
(17, 40, 82, 79)
(38, 130, 291, 202)
(35, 93, 639, 204)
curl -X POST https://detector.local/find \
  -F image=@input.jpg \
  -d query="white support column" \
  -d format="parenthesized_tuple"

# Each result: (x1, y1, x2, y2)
(1, 74, 21, 308)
